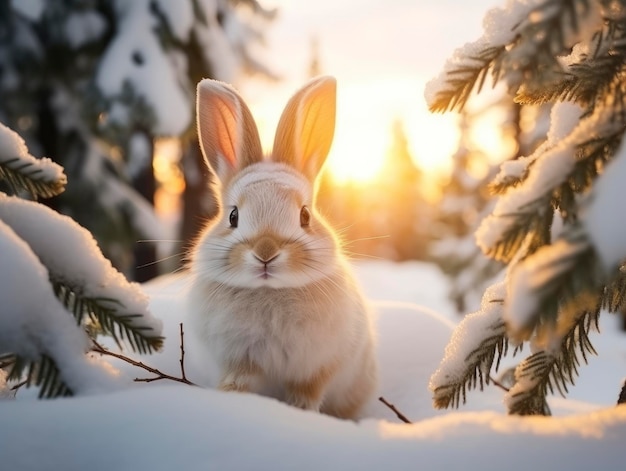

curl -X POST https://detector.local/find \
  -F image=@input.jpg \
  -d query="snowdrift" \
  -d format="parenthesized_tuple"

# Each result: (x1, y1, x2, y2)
(2, 261, 625, 470)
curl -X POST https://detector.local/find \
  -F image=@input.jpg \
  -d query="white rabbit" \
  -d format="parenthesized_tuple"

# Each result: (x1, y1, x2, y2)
(188, 76, 377, 419)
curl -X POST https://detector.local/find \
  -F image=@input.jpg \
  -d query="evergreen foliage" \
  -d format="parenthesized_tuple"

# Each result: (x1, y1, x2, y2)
(428, 0, 626, 415)
(0, 0, 274, 277)
(0, 157, 67, 199)
(0, 123, 162, 399)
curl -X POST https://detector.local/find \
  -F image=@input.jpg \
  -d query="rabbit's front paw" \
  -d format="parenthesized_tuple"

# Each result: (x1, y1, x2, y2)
(285, 365, 335, 412)
(219, 360, 261, 393)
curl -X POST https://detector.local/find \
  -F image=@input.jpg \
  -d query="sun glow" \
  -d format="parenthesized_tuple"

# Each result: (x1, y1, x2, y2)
(248, 77, 460, 193)
(253, 78, 459, 189)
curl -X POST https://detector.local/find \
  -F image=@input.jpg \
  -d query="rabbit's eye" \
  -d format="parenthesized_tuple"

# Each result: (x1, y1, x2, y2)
(229, 207, 239, 228)
(300, 205, 311, 227)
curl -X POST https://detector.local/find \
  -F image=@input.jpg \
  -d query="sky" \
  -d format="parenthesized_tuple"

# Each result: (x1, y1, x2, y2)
(242, 0, 502, 184)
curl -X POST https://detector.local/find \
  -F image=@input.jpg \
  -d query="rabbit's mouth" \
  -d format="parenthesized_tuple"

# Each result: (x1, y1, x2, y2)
(253, 255, 279, 282)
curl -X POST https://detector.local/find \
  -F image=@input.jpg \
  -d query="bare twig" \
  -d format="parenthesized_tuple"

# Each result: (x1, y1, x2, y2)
(92, 339, 196, 386)
(10, 380, 27, 391)
(618, 379, 626, 405)
(379, 396, 412, 424)
(489, 375, 510, 392)
(179, 323, 188, 382)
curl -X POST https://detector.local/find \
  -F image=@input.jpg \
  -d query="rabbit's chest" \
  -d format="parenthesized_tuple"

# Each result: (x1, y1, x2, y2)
(211, 288, 348, 372)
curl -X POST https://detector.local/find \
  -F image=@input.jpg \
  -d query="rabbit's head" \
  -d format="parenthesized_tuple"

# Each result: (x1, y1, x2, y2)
(192, 76, 342, 289)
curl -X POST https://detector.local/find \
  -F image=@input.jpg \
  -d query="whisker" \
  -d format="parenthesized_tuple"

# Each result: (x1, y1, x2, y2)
(135, 252, 186, 270)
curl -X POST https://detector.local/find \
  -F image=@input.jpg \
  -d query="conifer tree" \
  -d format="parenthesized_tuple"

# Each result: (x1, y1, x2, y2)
(427, 0, 626, 415)
(434, 95, 547, 313)
(379, 120, 430, 260)
(432, 109, 503, 313)
(0, 0, 275, 278)
(0, 122, 162, 398)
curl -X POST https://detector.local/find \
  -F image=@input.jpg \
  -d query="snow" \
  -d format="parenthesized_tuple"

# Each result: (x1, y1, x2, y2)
(0, 122, 66, 185)
(152, 0, 195, 41)
(3, 260, 626, 469)
(3, 385, 626, 471)
(547, 101, 584, 144)
(505, 232, 590, 340)
(10, 0, 44, 22)
(194, 17, 240, 82)
(96, 0, 192, 136)
(424, 0, 539, 107)
(425, 0, 603, 108)
(0, 219, 117, 395)
(63, 10, 107, 48)
(0, 193, 162, 337)
(584, 140, 626, 271)
(127, 132, 152, 178)
(491, 102, 583, 188)
(429, 281, 507, 395)
(476, 101, 616, 255)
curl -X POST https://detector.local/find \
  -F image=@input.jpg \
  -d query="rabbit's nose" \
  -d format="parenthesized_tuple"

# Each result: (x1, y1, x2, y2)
(252, 237, 280, 263)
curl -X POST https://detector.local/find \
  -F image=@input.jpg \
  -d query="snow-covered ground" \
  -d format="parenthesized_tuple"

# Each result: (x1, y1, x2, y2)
(2, 260, 626, 470)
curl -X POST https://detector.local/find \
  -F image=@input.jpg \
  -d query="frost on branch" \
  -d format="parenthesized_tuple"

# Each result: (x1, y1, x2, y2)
(0, 123, 66, 199)
(428, 0, 626, 414)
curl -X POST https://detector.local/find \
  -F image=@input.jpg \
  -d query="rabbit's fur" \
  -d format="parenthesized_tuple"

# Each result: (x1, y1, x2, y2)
(189, 76, 377, 419)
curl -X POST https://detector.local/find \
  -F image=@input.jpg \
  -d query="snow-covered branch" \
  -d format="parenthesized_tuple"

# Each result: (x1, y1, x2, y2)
(0, 123, 66, 199)
(0, 121, 162, 398)
(0, 219, 117, 397)
(428, 0, 626, 414)
(426, 0, 603, 113)
(429, 282, 508, 409)
(0, 194, 163, 355)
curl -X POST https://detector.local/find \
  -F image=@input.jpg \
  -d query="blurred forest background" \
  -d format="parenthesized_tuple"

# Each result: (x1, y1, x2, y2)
(0, 0, 549, 314)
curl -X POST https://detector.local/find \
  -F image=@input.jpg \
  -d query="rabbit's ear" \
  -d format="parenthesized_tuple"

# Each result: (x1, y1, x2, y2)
(272, 76, 336, 181)
(196, 79, 263, 184)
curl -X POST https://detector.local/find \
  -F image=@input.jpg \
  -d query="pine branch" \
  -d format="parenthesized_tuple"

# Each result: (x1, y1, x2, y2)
(570, 129, 625, 190)
(618, 379, 626, 405)
(506, 306, 599, 415)
(505, 226, 596, 343)
(482, 127, 623, 263)
(508, 0, 594, 89)
(0, 158, 67, 199)
(601, 265, 626, 313)
(429, 46, 506, 113)
(482, 199, 552, 263)
(52, 280, 163, 355)
(517, 19, 626, 107)
(432, 317, 509, 409)
(430, 0, 596, 114)
(6, 354, 72, 399)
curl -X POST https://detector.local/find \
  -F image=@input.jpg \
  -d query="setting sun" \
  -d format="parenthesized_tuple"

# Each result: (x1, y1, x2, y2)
(248, 77, 460, 190)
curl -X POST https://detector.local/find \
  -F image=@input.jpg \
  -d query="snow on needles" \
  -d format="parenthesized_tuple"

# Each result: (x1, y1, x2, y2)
(476, 101, 606, 254)
(429, 281, 507, 395)
(506, 232, 590, 341)
(425, 0, 603, 109)
(0, 193, 162, 338)
(0, 122, 66, 185)
(583, 140, 626, 271)
(0, 219, 117, 394)
(424, 0, 541, 107)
